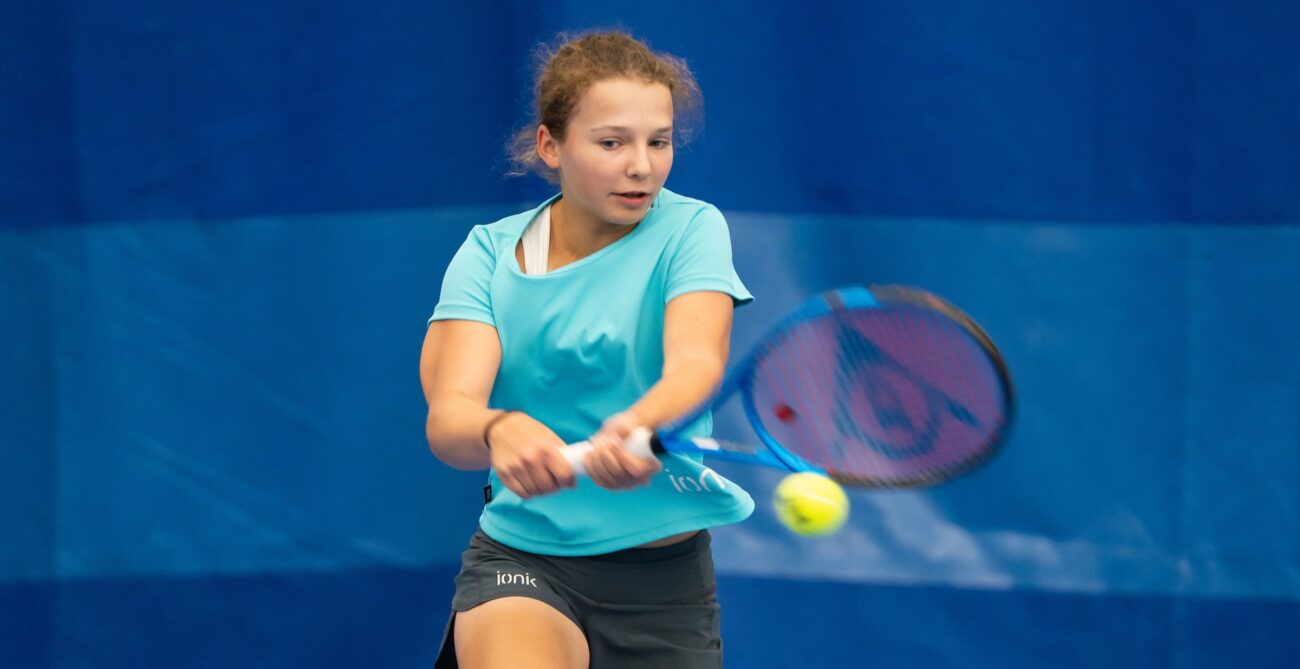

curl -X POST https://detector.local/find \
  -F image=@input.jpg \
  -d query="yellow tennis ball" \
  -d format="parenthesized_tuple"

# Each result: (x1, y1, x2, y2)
(773, 472, 850, 536)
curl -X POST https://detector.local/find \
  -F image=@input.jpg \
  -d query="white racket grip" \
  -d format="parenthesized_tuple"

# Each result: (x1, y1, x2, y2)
(560, 427, 656, 477)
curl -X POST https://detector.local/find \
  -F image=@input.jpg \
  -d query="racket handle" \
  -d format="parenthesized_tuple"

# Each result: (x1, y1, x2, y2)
(560, 427, 656, 476)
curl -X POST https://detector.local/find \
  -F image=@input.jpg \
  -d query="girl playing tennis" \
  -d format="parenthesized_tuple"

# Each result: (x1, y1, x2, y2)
(421, 30, 753, 668)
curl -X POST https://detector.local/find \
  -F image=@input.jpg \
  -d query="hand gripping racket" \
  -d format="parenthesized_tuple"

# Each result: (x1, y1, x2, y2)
(561, 285, 1015, 488)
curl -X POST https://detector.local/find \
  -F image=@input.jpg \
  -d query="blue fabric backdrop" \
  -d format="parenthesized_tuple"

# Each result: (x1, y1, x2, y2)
(3, 2, 1298, 667)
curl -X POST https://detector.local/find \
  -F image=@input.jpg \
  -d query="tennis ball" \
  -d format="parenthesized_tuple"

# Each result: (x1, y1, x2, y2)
(773, 472, 850, 536)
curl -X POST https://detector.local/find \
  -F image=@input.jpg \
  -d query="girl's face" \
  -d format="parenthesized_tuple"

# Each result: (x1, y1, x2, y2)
(539, 77, 674, 228)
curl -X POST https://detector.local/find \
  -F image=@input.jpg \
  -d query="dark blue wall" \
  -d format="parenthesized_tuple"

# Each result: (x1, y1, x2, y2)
(7, 2, 1298, 227)
(3, 2, 1298, 667)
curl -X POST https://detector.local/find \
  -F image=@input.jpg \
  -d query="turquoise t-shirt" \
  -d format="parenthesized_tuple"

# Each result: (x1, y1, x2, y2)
(430, 189, 755, 556)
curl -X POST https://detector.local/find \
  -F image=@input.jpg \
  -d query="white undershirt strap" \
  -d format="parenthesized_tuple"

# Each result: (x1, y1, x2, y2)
(521, 204, 552, 275)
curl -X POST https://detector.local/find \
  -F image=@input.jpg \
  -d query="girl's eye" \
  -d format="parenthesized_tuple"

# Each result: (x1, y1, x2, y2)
(600, 140, 621, 149)
(651, 139, 671, 149)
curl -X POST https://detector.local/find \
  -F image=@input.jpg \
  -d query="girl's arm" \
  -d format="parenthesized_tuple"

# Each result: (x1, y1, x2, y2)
(420, 320, 575, 496)
(583, 291, 734, 488)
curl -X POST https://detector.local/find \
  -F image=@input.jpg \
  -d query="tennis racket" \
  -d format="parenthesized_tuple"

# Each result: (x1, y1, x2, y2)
(561, 285, 1014, 488)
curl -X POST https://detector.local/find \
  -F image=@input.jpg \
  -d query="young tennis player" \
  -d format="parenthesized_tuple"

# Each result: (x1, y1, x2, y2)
(421, 31, 753, 668)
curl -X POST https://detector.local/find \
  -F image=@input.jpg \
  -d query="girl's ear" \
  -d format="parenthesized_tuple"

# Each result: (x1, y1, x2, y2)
(537, 125, 562, 170)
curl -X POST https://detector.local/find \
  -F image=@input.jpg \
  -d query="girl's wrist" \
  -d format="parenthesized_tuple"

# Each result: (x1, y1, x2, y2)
(481, 410, 519, 451)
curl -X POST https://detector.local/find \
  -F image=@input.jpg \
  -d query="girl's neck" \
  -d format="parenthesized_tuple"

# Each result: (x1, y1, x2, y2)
(548, 198, 637, 267)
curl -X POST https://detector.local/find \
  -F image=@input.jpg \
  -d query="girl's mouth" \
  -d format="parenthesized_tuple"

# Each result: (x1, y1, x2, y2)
(614, 191, 650, 205)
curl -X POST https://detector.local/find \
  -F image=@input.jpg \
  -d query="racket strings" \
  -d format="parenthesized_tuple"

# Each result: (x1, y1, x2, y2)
(765, 318, 841, 471)
(750, 304, 1008, 486)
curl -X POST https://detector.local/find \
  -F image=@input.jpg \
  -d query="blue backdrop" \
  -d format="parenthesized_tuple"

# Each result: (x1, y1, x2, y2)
(3, 2, 1298, 667)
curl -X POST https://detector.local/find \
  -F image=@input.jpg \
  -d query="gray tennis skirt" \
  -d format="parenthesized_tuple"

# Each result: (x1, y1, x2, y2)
(435, 528, 722, 668)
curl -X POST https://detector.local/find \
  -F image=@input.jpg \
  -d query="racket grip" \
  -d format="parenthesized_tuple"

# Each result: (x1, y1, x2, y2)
(560, 427, 657, 477)
(560, 441, 594, 476)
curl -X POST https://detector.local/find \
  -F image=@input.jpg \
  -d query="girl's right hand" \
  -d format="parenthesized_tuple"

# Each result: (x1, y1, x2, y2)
(485, 412, 577, 499)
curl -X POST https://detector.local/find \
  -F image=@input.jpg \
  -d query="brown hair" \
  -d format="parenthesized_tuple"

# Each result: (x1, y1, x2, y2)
(506, 30, 703, 183)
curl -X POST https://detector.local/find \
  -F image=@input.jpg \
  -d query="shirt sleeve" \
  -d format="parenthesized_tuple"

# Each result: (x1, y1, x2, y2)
(428, 226, 498, 326)
(664, 205, 754, 307)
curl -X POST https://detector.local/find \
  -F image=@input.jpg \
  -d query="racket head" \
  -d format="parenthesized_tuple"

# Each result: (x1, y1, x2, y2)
(738, 285, 1014, 488)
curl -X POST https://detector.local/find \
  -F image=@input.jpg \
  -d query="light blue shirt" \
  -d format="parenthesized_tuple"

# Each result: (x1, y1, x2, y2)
(430, 189, 755, 555)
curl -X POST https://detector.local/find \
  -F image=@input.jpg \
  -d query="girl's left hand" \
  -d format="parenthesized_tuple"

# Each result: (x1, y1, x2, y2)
(584, 411, 662, 490)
